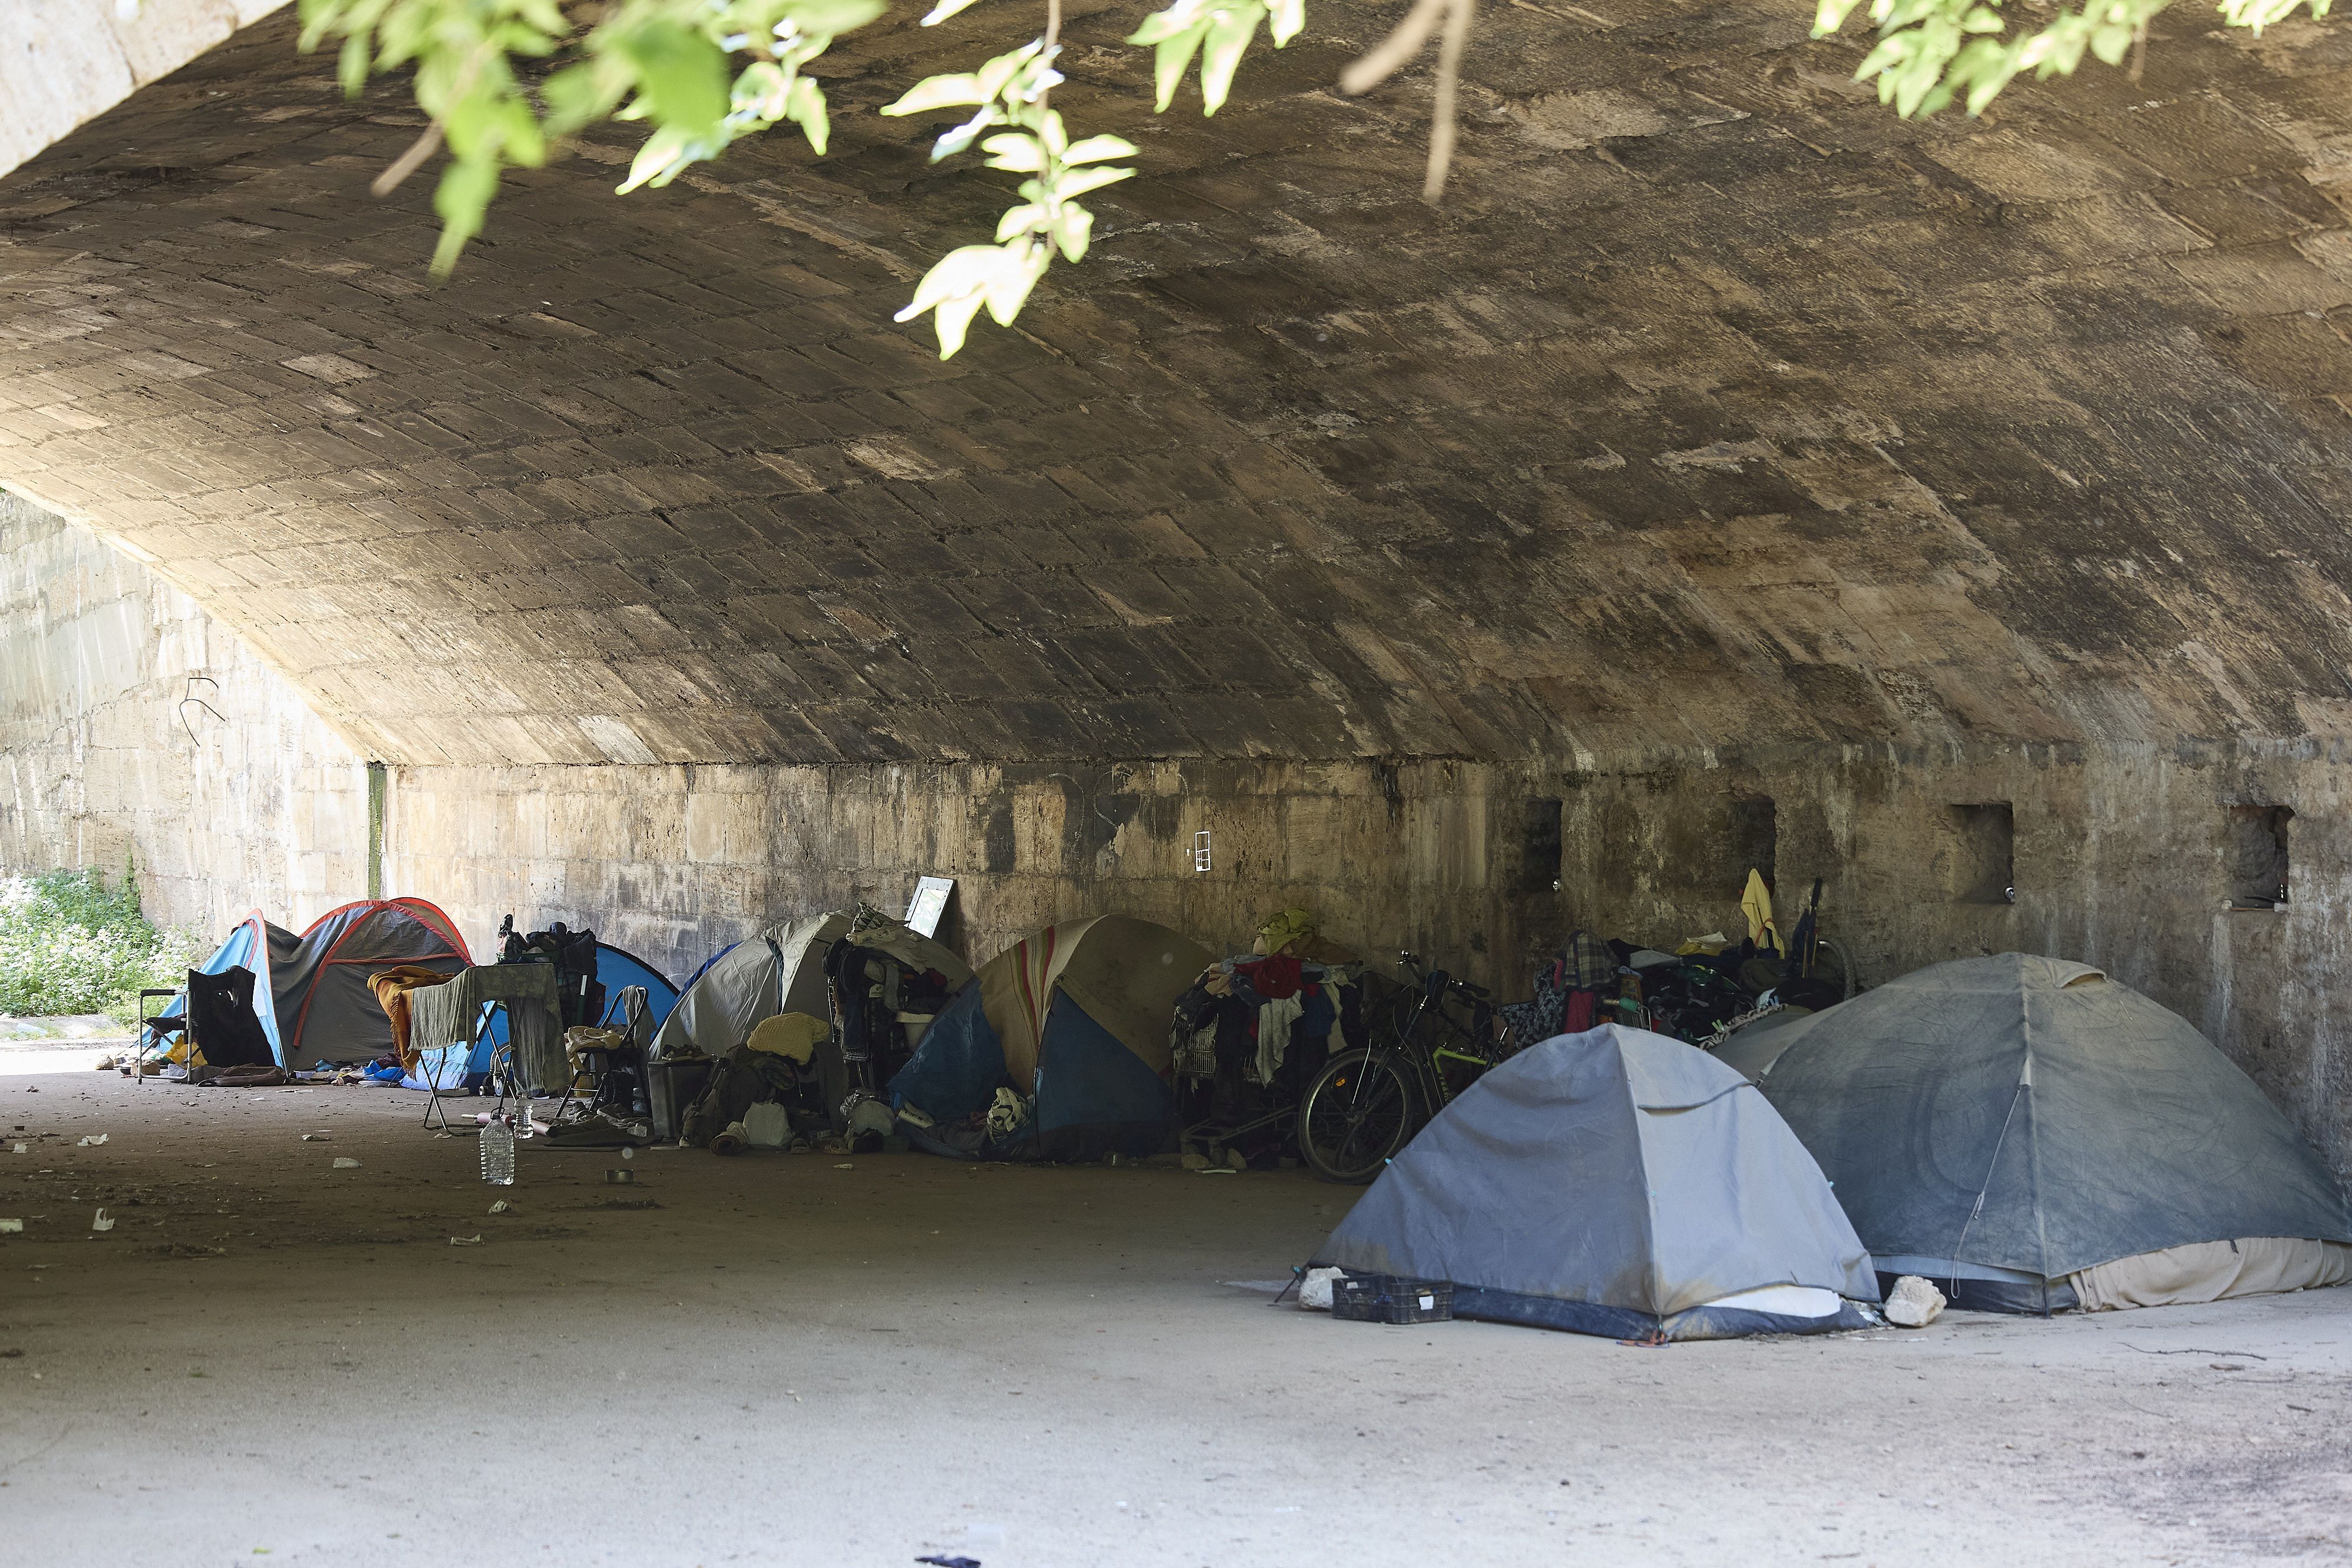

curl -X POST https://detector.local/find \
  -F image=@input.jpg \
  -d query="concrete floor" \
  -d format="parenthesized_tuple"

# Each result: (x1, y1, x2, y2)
(3, 1051, 2349, 1567)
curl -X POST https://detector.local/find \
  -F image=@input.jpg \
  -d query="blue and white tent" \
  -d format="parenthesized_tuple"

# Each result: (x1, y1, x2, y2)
(1314, 1025, 1880, 1339)
(891, 915, 1212, 1160)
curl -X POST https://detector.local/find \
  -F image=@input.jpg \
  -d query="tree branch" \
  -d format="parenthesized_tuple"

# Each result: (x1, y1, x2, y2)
(1422, 0, 1472, 201)
(1339, 0, 1449, 93)
(370, 122, 445, 197)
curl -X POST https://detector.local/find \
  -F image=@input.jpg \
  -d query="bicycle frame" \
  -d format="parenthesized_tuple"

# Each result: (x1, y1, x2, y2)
(1354, 955, 1498, 1122)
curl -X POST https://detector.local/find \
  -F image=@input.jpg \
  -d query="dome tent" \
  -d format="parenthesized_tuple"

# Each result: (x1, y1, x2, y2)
(1726, 954, 2352, 1313)
(651, 908, 970, 1118)
(169, 898, 472, 1068)
(889, 915, 1214, 1160)
(1312, 1025, 1879, 1340)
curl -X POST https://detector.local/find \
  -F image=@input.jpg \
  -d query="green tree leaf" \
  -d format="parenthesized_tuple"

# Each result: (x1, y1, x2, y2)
(883, 72, 991, 114)
(1063, 133, 1140, 164)
(1198, 7, 1265, 113)
(981, 131, 1047, 170)
(612, 18, 730, 135)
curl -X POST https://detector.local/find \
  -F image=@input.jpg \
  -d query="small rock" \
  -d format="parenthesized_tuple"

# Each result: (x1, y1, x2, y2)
(1179, 1150, 1211, 1171)
(332, 1158, 361, 1170)
(1885, 1274, 1946, 1328)
(1224, 1148, 1247, 1172)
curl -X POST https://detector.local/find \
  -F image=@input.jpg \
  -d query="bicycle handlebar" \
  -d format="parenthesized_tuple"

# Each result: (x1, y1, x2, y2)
(1397, 950, 1489, 1007)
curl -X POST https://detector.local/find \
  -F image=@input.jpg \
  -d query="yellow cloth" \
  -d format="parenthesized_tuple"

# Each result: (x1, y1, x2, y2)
(1740, 871, 1780, 953)
(747, 1011, 829, 1064)
(1257, 908, 1317, 957)
(369, 964, 456, 1069)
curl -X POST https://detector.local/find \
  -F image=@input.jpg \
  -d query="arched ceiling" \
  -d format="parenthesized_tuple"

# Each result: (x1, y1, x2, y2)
(2, 2, 2350, 767)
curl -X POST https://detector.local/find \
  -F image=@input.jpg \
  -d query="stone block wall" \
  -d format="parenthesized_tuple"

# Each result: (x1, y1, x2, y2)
(0, 489, 367, 936)
(383, 758, 1528, 991)
(383, 736, 2352, 1178)
(1553, 739, 2352, 1183)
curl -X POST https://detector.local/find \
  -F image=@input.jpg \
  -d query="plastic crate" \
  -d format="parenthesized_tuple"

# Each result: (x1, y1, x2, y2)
(1331, 1274, 1453, 1325)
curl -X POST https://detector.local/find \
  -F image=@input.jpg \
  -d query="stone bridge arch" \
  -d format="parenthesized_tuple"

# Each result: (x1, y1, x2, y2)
(4, 2, 2352, 1168)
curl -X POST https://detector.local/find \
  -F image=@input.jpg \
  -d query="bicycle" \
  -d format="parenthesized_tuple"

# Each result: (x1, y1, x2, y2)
(1295, 951, 1508, 1183)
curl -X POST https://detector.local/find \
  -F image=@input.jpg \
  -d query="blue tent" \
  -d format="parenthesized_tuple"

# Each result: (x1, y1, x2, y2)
(890, 915, 1211, 1159)
(409, 941, 680, 1089)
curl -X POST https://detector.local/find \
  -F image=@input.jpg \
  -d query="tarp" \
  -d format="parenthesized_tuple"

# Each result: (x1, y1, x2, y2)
(2071, 1237, 2352, 1312)
(891, 915, 1213, 1159)
(1728, 954, 2352, 1310)
(1314, 1025, 1877, 1340)
(172, 899, 472, 1068)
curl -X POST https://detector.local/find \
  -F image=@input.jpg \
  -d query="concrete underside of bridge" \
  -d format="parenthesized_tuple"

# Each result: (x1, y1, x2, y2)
(5, 2, 2352, 1180)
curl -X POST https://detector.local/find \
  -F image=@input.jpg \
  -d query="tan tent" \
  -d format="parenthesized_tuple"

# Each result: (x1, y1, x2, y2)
(978, 914, 1211, 1086)
(893, 914, 1213, 1158)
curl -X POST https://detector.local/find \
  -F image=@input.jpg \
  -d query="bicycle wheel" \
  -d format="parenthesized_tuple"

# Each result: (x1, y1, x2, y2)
(1297, 1049, 1417, 1184)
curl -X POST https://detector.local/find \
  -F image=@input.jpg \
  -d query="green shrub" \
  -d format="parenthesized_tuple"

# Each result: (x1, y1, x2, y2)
(0, 868, 198, 1022)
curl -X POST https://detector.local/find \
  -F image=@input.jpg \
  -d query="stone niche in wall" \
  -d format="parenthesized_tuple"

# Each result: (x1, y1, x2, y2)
(1938, 803, 2017, 906)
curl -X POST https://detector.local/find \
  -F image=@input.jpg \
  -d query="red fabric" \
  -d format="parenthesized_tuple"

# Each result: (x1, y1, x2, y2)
(1562, 988, 1598, 1034)
(1240, 954, 1304, 1000)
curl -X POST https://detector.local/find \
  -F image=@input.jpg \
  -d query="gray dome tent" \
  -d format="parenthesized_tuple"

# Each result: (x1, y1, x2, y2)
(1312, 1025, 1879, 1340)
(652, 910, 971, 1121)
(1721, 954, 2352, 1313)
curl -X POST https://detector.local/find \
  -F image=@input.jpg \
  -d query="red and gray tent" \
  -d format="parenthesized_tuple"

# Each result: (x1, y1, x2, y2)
(182, 898, 473, 1066)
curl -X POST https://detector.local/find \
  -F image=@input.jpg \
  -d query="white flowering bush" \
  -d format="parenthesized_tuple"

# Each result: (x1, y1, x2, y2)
(0, 870, 197, 1023)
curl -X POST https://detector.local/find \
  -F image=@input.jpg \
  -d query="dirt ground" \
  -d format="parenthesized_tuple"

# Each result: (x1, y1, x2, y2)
(3, 1047, 2349, 1567)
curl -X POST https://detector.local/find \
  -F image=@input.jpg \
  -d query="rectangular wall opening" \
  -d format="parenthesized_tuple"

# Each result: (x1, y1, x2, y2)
(1728, 793, 1777, 891)
(1523, 796, 1563, 893)
(1948, 803, 2014, 904)
(2229, 804, 2293, 908)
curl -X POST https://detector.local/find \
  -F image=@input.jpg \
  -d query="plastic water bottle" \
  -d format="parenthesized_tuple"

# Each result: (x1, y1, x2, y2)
(480, 1117, 516, 1185)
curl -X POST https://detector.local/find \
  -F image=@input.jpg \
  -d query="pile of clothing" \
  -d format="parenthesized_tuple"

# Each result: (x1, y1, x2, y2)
(1171, 908, 1364, 1114)
(676, 1011, 902, 1155)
